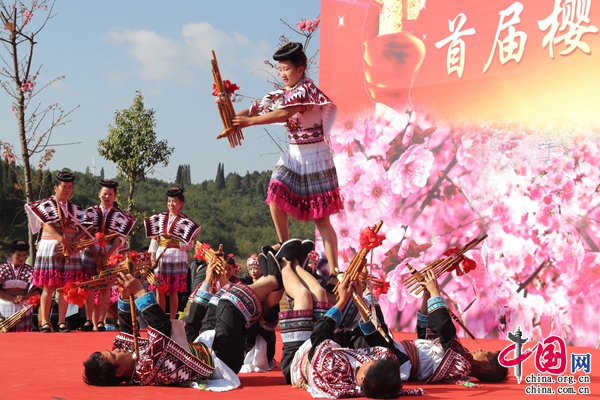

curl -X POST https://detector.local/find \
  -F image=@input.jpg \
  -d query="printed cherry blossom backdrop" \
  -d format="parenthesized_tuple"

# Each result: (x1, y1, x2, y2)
(318, 0, 600, 347)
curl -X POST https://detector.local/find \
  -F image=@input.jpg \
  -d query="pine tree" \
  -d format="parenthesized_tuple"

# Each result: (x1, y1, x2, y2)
(100, 167, 105, 179)
(215, 163, 225, 190)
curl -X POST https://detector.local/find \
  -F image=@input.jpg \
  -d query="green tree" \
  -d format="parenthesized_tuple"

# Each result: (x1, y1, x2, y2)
(175, 164, 191, 188)
(215, 163, 225, 190)
(98, 90, 174, 212)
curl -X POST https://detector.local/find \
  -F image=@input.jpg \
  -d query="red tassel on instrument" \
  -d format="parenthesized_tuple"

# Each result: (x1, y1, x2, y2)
(62, 283, 90, 307)
(27, 294, 41, 307)
(95, 232, 107, 251)
(359, 226, 386, 250)
(443, 247, 477, 275)
(108, 253, 125, 267)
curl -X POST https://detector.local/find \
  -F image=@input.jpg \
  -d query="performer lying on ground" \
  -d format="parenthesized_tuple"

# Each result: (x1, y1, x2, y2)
(270, 239, 402, 399)
(184, 251, 283, 373)
(83, 256, 283, 389)
(347, 270, 509, 383)
(232, 42, 343, 275)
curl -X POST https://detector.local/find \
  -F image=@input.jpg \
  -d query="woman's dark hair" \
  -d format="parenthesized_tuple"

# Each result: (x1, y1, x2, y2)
(10, 239, 29, 254)
(82, 352, 125, 386)
(224, 255, 235, 266)
(166, 187, 185, 202)
(54, 171, 75, 187)
(361, 357, 402, 399)
(99, 179, 118, 195)
(274, 42, 307, 70)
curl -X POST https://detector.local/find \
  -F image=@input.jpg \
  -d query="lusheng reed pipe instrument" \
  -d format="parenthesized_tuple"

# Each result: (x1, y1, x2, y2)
(403, 234, 488, 342)
(124, 254, 140, 360)
(57, 251, 158, 292)
(194, 243, 227, 293)
(335, 221, 391, 343)
(56, 233, 119, 258)
(0, 295, 40, 333)
(402, 234, 488, 296)
(211, 50, 244, 148)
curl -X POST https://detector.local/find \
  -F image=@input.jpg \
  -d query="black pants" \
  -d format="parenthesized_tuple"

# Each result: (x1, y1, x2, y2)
(201, 300, 247, 374)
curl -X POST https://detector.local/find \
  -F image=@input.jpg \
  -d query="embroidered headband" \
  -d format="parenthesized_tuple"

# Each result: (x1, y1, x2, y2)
(307, 250, 320, 264)
(247, 255, 259, 267)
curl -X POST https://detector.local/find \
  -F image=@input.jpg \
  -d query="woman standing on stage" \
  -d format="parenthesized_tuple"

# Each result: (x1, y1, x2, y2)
(232, 42, 343, 273)
(79, 179, 137, 331)
(0, 240, 38, 332)
(144, 187, 200, 318)
(24, 171, 89, 332)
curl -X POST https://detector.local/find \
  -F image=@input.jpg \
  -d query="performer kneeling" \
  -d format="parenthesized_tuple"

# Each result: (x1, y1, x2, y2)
(83, 258, 282, 388)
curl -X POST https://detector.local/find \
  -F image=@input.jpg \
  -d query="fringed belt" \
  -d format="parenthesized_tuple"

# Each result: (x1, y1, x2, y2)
(158, 237, 180, 248)
(292, 351, 311, 390)
(187, 342, 215, 379)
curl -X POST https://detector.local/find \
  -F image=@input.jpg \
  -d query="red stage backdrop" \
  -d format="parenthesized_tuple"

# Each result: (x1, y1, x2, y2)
(318, 0, 600, 347)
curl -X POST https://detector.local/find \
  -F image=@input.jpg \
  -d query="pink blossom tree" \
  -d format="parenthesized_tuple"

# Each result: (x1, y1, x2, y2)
(0, 0, 77, 256)
(328, 108, 600, 347)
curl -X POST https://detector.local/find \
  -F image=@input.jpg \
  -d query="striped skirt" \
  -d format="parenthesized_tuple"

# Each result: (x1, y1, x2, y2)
(153, 247, 188, 292)
(33, 239, 86, 287)
(267, 141, 344, 221)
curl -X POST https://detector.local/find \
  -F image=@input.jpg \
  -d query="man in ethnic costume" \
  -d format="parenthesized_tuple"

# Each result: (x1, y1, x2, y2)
(79, 179, 137, 331)
(24, 171, 90, 333)
(347, 270, 508, 384)
(185, 251, 281, 374)
(83, 250, 285, 390)
(250, 240, 402, 399)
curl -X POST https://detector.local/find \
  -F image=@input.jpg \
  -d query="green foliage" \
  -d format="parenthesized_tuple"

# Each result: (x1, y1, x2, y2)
(0, 160, 315, 263)
(215, 163, 225, 190)
(175, 164, 192, 188)
(0, 161, 55, 257)
(98, 90, 174, 210)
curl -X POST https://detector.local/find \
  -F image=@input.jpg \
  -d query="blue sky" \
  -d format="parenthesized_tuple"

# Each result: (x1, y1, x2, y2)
(0, 0, 321, 183)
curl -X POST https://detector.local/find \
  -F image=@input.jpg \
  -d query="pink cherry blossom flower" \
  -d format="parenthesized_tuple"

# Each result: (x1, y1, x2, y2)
(388, 144, 434, 198)
(353, 163, 395, 219)
(457, 138, 479, 171)
(330, 115, 367, 152)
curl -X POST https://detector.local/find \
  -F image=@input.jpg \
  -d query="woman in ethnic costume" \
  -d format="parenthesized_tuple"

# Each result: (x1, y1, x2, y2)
(24, 171, 89, 332)
(79, 179, 137, 331)
(144, 187, 200, 318)
(0, 240, 38, 332)
(232, 42, 343, 273)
